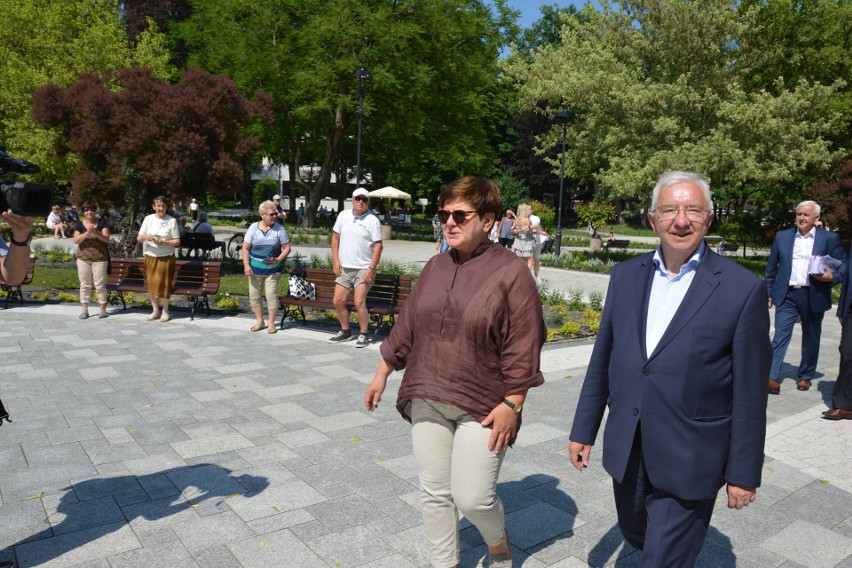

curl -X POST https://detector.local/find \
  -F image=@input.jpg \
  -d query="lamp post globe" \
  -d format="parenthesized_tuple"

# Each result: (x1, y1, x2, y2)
(353, 67, 373, 187)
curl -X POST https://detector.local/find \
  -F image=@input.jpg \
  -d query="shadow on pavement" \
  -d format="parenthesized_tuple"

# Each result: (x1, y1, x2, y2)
(2, 464, 268, 567)
(586, 524, 735, 567)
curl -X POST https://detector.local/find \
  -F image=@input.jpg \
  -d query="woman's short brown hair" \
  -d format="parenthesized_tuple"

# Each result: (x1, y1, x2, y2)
(437, 176, 503, 218)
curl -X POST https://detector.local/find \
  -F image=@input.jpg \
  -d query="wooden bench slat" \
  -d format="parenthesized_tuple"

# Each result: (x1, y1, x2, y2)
(106, 257, 222, 320)
(279, 267, 413, 338)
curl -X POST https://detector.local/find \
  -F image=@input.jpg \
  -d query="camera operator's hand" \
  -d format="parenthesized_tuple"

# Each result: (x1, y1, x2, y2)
(1, 209, 36, 286)
(1, 210, 35, 241)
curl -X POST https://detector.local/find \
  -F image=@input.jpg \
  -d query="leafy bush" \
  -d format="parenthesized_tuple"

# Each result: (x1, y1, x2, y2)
(215, 293, 241, 311)
(30, 291, 51, 301)
(56, 291, 78, 302)
(576, 202, 617, 237)
(568, 289, 585, 310)
(583, 308, 603, 334)
(588, 291, 604, 311)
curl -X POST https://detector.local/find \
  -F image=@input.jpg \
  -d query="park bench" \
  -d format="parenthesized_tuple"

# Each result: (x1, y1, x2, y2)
(0, 254, 35, 309)
(179, 233, 224, 260)
(603, 238, 630, 250)
(279, 266, 413, 339)
(106, 257, 222, 320)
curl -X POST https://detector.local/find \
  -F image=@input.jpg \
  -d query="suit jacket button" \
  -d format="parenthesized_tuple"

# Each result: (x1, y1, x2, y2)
(633, 408, 639, 416)
(642, 368, 650, 376)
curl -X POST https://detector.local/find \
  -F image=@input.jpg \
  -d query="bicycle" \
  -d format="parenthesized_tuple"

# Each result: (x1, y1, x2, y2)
(226, 232, 244, 260)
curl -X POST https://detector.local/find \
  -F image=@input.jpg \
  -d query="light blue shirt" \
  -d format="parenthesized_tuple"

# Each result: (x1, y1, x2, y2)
(645, 242, 706, 356)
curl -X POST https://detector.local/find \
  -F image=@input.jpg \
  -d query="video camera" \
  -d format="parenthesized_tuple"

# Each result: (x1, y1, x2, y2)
(0, 147, 53, 216)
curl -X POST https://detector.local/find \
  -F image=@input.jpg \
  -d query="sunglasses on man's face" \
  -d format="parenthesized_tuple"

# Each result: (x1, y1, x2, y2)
(353, 196, 369, 203)
(437, 209, 478, 224)
(82, 206, 98, 212)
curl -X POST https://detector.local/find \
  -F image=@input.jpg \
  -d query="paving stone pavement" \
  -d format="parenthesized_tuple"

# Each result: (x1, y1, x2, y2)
(0, 298, 850, 567)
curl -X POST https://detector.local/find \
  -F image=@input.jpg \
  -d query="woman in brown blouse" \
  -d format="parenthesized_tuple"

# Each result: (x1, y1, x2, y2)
(72, 201, 111, 319)
(364, 176, 545, 568)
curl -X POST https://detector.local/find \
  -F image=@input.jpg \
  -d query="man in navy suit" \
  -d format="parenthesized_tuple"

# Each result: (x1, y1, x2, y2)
(765, 201, 846, 395)
(569, 171, 771, 567)
(826, 243, 852, 420)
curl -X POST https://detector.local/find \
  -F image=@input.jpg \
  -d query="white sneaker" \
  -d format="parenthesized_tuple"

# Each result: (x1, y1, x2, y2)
(355, 334, 370, 348)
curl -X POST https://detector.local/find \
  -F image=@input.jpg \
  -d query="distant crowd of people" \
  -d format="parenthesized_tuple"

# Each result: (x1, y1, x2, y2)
(433, 202, 550, 283)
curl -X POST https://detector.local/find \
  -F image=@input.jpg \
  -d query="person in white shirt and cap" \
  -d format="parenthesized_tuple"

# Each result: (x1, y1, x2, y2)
(329, 188, 384, 348)
(272, 194, 286, 222)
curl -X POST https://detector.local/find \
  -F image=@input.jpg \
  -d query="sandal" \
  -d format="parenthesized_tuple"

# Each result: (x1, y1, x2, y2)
(97, 312, 109, 319)
(250, 323, 265, 332)
(267, 327, 278, 334)
(78, 312, 89, 320)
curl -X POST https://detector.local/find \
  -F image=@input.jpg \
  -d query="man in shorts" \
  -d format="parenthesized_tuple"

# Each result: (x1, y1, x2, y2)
(330, 187, 383, 347)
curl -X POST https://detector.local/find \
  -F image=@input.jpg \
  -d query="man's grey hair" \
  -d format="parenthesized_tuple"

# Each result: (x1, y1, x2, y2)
(650, 171, 713, 211)
(197, 211, 208, 223)
(796, 200, 821, 216)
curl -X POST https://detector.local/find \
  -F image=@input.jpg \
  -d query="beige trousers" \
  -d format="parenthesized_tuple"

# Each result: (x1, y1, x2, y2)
(410, 399, 506, 568)
(77, 259, 108, 305)
(247, 272, 281, 308)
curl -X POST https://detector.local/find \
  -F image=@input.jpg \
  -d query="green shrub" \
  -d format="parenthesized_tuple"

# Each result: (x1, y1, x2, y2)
(31, 291, 51, 301)
(583, 308, 602, 334)
(588, 291, 603, 311)
(568, 289, 584, 310)
(558, 321, 582, 336)
(215, 293, 241, 311)
(56, 291, 78, 302)
(133, 295, 149, 307)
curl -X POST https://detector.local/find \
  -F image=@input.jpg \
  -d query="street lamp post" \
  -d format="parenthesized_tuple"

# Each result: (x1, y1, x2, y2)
(353, 67, 373, 187)
(554, 110, 572, 259)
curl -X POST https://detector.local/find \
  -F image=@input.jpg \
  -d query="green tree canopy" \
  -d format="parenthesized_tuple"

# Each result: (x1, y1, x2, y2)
(0, 0, 174, 185)
(172, 0, 518, 226)
(504, 0, 845, 211)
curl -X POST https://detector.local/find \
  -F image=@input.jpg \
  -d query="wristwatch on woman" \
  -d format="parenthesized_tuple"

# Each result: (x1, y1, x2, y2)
(502, 399, 523, 414)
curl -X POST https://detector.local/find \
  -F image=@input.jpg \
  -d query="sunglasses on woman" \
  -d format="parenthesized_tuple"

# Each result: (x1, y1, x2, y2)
(437, 209, 478, 224)
(82, 206, 98, 212)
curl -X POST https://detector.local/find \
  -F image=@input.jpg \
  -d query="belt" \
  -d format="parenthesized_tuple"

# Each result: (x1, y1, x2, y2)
(790, 285, 808, 289)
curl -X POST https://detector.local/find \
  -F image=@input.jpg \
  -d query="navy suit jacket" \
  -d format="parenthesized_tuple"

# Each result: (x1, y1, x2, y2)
(570, 249, 771, 501)
(765, 227, 847, 312)
(836, 244, 852, 319)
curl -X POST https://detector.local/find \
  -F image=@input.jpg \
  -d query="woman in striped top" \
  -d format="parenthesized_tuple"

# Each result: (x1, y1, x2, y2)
(242, 200, 291, 333)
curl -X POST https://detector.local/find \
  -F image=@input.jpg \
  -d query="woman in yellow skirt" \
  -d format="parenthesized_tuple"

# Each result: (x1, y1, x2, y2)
(136, 196, 180, 322)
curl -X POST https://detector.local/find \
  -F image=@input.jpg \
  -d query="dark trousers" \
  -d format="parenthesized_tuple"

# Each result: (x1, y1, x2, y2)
(834, 317, 852, 410)
(498, 237, 514, 248)
(770, 287, 825, 381)
(612, 431, 715, 568)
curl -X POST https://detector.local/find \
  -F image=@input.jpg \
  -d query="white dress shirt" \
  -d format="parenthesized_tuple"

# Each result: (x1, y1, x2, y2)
(645, 243, 705, 356)
(789, 228, 816, 287)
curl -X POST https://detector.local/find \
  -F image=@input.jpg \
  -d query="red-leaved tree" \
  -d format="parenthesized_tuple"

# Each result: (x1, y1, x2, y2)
(811, 158, 852, 240)
(32, 66, 271, 251)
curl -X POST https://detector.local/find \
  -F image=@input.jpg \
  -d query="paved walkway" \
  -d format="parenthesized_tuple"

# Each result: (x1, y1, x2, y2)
(0, 282, 850, 566)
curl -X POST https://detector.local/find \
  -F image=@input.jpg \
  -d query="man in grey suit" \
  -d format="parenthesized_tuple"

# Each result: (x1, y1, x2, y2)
(569, 171, 771, 567)
(765, 201, 846, 394)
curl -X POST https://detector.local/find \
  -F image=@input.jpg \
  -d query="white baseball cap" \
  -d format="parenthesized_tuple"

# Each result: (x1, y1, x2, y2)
(352, 188, 370, 200)
(273, 194, 281, 200)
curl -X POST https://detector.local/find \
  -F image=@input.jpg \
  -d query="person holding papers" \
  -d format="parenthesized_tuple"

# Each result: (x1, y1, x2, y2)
(765, 200, 847, 394)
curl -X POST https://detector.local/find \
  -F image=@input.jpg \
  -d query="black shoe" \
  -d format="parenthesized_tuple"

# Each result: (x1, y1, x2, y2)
(328, 330, 353, 343)
(355, 334, 370, 348)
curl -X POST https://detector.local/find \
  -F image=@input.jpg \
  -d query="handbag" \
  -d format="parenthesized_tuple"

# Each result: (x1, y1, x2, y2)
(288, 275, 316, 301)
